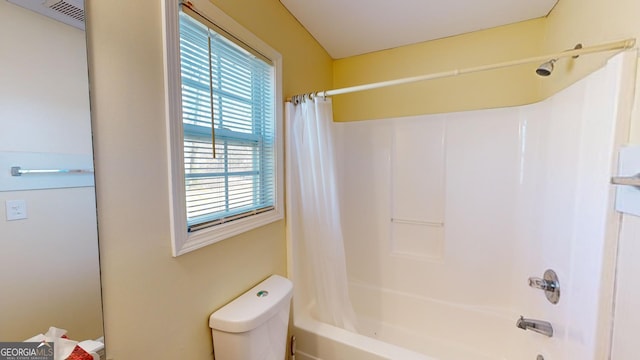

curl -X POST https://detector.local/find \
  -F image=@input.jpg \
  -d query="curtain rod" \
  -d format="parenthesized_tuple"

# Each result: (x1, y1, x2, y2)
(287, 38, 636, 102)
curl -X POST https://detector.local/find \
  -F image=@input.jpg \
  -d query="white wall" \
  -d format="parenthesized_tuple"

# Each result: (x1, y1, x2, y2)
(0, 188, 103, 341)
(333, 53, 632, 359)
(0, 2, 102, 341)
(0, 3, 92, 155)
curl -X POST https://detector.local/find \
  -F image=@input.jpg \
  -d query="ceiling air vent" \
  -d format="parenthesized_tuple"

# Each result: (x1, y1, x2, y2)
(7, 0, 85, 30)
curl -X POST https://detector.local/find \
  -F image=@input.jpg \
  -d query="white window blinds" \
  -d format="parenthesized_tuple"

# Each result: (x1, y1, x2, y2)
(178, 11, 276, 232)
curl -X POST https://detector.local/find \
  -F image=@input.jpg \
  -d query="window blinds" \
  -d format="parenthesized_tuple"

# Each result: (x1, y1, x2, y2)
(178, 11, 276, 232)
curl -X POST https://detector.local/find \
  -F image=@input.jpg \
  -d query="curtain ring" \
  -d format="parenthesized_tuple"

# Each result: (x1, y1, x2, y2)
(291, 92, 327, 104)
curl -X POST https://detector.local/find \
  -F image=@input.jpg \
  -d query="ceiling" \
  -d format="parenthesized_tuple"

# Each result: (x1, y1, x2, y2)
(280, 0, 558, 59)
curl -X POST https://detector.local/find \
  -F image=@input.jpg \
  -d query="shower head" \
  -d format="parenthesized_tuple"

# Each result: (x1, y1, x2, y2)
(536, 59, 556, 77)
(535, 44, 582, 77)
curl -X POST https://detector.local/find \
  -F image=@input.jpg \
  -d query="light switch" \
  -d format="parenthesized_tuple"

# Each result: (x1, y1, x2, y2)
(6, 199, 27, 221)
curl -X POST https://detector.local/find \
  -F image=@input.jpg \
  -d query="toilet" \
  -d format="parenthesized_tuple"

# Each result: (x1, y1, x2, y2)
(209, 275, 293, 360)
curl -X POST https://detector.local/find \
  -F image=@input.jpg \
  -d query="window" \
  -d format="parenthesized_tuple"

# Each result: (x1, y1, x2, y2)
(163, 0, 283, 256)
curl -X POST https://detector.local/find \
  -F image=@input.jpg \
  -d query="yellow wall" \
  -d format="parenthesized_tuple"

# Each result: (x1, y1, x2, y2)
(542, 0, 640, 96)
(85, 0, 331, 359)
(330, 0, 640, 124)
(332, 18, 546, 122)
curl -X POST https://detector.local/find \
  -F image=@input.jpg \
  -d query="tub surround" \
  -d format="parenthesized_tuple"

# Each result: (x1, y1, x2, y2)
(292, 52, 633, 360)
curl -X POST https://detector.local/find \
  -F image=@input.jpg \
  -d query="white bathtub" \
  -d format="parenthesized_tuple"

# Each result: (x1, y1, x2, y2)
(294, 314, 429, 360)
(294, 281, 526, 360)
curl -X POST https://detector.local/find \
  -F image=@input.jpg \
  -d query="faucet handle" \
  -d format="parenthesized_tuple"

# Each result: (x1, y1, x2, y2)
(528, 277, 557, 291)
(528, 269, 560, 304)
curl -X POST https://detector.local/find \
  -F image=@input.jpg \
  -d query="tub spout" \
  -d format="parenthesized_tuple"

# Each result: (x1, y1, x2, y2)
(516, 316, 553, 337)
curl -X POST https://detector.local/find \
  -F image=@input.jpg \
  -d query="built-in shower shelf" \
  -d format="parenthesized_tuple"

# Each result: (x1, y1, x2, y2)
(390, 218, 444, 227)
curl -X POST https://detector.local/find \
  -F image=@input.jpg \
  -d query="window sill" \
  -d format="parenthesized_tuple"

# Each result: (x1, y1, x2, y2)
(172, 208, 283, 256)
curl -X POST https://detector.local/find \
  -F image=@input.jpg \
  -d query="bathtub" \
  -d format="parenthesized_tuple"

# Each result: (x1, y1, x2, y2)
(289, 52, 633, 360)
(294, 281, 525, 360)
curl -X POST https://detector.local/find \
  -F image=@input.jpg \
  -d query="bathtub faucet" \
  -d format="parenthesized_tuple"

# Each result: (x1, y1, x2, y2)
(516, 316, 553, 337)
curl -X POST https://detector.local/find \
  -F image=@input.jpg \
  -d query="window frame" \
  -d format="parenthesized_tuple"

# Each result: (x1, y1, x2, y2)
(162, 0, 284, 256)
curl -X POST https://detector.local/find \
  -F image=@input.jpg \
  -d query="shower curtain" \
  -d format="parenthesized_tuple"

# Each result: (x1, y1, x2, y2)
(285, 96, 357, 331)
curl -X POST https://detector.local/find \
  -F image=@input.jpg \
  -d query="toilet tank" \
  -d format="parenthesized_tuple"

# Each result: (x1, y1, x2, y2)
(209, 275, 293, 360)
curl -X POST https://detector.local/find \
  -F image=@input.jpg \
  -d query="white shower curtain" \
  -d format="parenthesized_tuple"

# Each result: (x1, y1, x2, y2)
(286, 97, 357, 331)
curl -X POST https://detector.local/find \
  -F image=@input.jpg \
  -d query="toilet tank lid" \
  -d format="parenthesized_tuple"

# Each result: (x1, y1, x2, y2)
(209, 275, 293, 333)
